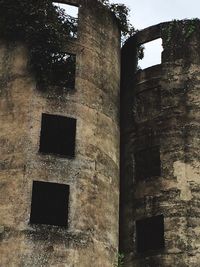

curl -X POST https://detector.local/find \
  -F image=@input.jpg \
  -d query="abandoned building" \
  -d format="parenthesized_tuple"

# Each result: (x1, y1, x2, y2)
(1, 0, 200, 266)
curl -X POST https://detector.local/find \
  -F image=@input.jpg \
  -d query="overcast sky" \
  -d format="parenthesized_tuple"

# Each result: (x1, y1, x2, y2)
(112, 0, 200, 30)
(111, 0, 200, 68)
(60, 0, 200, 68)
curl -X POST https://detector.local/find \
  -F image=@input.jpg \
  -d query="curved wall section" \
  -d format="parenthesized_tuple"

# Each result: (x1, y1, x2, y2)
(120, 20, 200, 267)
(0, 1, 120, 266)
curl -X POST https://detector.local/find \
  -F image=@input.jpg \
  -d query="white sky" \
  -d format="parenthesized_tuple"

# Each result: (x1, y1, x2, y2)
(111, 0, 200, 29)
(111, 0, 200, 68)
(53, 3, 79, 17)
(57, 0, 200, 69)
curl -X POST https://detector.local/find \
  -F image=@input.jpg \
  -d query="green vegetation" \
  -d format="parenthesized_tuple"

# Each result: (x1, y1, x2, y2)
(114, 253, 124, 267)
(0, 0, 137, 88)
(0, 0, 76, 88)
(101, 0, 136, 44)
(163, 18, 200, 44)
(102, 0, 144, 58)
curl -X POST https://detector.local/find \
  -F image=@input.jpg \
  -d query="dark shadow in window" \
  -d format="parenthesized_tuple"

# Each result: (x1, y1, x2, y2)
(135, 146, 161, 181)
(136, 215, 165, 253)
(30, 181, 70, 227)
(50, 53, 76, 89)
(39, 113, 76, 158)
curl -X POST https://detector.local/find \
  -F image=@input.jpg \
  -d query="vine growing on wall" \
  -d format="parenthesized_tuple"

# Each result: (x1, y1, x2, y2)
(101, 0, 136, 44)
(101, 0, 144, 58)
(0, 0, 77, 88)
(162, 18, 200, 45)
(0, 0, 139, 88)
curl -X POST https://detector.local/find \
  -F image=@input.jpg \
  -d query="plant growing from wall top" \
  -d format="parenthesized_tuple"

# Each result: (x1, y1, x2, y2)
(162, 18, 200, 45)
(101, 0, 136, 44)
(0, 0, 76, 89)
(101, 0, 144, 59)
(0, 0, 137, 88)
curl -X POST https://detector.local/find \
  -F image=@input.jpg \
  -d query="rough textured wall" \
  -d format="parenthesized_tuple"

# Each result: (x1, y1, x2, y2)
(0, 0, 121, 266)
(120, 20, 200, 267)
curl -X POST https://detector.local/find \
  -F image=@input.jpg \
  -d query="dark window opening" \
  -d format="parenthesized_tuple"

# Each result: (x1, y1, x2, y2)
(50, 52, 76, 89)
(135, 87, 161, 122)
(136, 215, 165, 253)
(135, 146, 161, 181)
(39, 113, 76, 158)
(30, 181, 70, 227)
(53, 2, 79, 38)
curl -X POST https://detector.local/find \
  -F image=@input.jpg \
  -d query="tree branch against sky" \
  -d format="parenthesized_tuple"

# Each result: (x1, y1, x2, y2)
(111, 0, 200, 29)
(111, 0, 200, 68)
(63, 0, 200, 68)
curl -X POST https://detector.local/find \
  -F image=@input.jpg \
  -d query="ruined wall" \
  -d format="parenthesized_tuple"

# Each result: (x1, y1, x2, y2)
(120, 20, 200, 267)
(0, 0, 121, 266)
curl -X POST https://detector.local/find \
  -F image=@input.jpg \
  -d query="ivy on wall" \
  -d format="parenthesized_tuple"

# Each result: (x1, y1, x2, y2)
(101, 0, 144, 59)
(162, 19, 200, 45)
(0, 0, 76, 88)
(0, 0, 137, 88)
(101, 0, 136, 44)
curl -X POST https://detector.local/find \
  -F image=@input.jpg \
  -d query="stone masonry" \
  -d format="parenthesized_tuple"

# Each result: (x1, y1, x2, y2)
(1, 1, 200, 267)
(0, 0, 121, 266)
(120, 20, 200, 267)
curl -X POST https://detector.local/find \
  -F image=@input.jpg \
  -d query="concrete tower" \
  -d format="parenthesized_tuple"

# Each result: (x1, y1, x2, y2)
(120, 20, 200, 267)
(0, 0, 121, 266)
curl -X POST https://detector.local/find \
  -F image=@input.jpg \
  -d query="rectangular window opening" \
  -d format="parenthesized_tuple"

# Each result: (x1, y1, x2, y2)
(136, 215, 165, 253)
(39, 113, 76, 158)
(135, 146, 161, 181)
(138, 38, 163, 70)
(135, 87, 161, 122)
(30, 181, 70, 227)
(53, 2, 79, 39)
(50, 52, 76, 89)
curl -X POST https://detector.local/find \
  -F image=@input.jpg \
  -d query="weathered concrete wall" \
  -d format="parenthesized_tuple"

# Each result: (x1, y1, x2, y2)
(0, 0, 121, 266)
(120, 20, 200, 267)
